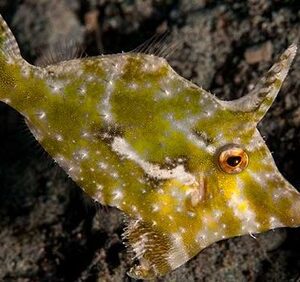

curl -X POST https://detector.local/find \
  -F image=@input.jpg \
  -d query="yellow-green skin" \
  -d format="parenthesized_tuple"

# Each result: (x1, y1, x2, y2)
(0, 15, 300, 279)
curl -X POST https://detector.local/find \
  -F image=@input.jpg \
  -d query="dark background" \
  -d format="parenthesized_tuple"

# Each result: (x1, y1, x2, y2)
(0, 0, 300, 281)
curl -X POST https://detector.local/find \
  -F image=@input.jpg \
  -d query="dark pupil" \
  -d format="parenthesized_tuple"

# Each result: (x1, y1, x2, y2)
(227, 156, 241, 167)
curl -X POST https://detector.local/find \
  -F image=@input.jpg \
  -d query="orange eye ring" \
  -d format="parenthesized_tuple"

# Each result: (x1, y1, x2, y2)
(217, 144, 249, 174)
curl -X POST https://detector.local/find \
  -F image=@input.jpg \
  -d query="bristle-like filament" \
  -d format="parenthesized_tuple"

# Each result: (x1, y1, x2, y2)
(122, 218, 172, 279)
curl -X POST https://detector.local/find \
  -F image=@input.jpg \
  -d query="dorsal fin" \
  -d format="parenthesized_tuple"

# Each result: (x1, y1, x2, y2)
(220, 43, 297, 123)
(131, 31, 181, 59)
(35, 40, 85, 67)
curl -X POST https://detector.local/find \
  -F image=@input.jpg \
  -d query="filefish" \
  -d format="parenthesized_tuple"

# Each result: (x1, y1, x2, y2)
(0, 14, 299, 279)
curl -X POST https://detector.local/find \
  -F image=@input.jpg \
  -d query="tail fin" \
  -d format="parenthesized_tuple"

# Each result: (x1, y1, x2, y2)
(0, 14, 22, 63)
(0, 14, 33, 105)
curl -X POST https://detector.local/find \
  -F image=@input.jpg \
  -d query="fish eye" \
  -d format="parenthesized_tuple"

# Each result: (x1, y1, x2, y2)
(217, 144, 248, 174)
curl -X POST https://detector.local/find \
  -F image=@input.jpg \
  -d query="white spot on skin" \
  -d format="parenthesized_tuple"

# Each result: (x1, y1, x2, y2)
(179, 227, 186, 234)
(187, 211, 196, 218)
(196, 231, 208, 246)
(56, 134, 63, 141)
(111, 137, 196, 185)
(151, 204, 160, 212)
(98, 162, 108, 170)
(82, 131, 91, 139)
(47, 79, 66, 94)
(128, 82, 138, 90)
(164, 88, 171, 96)
(131, 205, 138, 213)
(176, 206, 183, 213)
(205, 111, 212, 117)
(213, 210, 223, 219)
(97, 184, 103, 190)
(138, 178, 146, 185)
(78, 86, 86, 95)
(37, 111, 46, 120)
(158, 188, 164, 194)
(202, 216, 209, 224)
(87, 75, 97, 82)
(73, 149, 89, 161)
(53, 85, 61, 92)
(110, 172, 119, 178)
(112, 189, 123, 202)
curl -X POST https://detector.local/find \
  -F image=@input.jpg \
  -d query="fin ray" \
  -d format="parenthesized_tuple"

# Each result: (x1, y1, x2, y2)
(131, 31, 181, 59)
(0, 14, 22, 62)
(122, 218, 173, 279)
(35, 41, 85, 67)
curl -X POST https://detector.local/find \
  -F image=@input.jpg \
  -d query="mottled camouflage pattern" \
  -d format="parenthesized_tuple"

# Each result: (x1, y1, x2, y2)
(0, 15, 299, 279)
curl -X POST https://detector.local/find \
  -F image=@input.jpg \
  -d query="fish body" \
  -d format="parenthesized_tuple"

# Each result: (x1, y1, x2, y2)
(1, 15, 300, 279)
